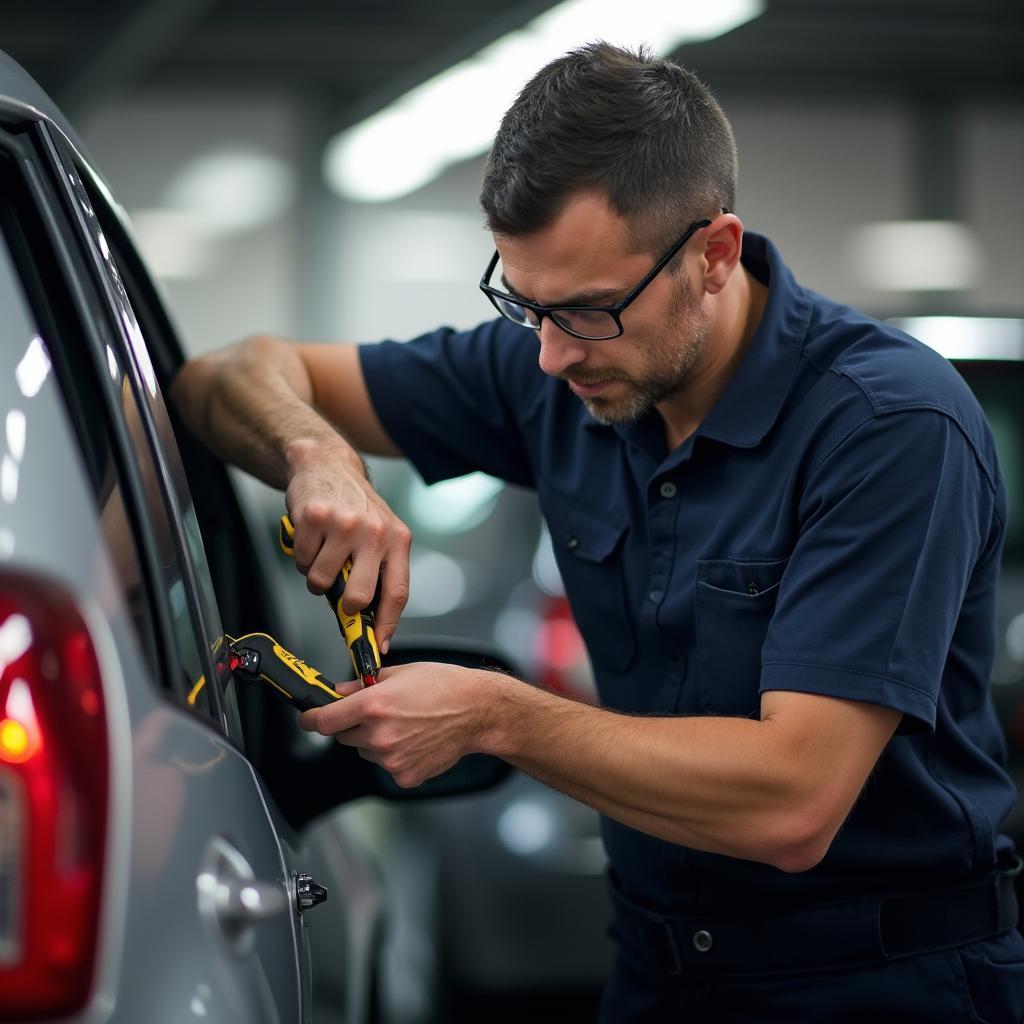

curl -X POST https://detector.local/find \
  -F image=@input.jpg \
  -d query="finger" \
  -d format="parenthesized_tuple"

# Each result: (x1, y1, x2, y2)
(331, 725, 371, 748)
(341, 552, 384, 615)
(310, 688, 368, 734)
(374, 544, 411, 654)
(333, 680, 363, 697)
(286, 525, 328, 594)
(306, 531, 354, 596)
(298, 708, 321, 732)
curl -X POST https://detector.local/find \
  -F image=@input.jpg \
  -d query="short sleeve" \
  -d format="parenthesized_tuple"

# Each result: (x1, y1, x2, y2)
(760, 409, 1000, 733)
(358, 319, 540, 487)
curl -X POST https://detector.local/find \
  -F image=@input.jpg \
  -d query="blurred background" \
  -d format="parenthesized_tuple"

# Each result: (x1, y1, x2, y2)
(5, 1, 1024, 1020)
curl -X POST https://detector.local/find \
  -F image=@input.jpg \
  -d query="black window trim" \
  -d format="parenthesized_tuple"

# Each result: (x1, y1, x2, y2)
(0, 114, 227, 733)
(36, 121, 232, 735)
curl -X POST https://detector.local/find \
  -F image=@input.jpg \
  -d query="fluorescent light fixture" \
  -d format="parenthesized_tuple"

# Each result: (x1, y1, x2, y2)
(848, 221, 983, 292)
(164, 149, 295, 236)
(325, 0, 764, 202)
(890, 317, 1024, 361)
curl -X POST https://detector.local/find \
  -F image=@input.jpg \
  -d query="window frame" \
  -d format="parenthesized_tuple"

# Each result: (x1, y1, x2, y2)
(38, 123, 233, 735)
(0, 111, 228, 734)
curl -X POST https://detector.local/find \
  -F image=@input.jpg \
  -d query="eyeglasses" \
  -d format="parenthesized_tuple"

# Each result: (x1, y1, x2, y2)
(479, 217, 712, 341)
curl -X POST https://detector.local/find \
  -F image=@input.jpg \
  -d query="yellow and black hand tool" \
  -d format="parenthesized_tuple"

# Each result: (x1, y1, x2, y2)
(213, 631, 343, 711)
(279, 513, 382, 687)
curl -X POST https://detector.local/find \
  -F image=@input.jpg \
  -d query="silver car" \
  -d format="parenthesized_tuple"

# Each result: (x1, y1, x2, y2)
(0, 49, 504, 1023)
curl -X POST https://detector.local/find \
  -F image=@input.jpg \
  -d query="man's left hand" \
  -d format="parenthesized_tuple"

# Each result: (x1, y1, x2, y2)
(299, 662, 500, 788)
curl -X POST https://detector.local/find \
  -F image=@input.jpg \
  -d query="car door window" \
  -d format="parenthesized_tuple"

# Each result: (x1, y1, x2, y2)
(45, 130, 248, 743)
(0, 134, 175, 697)
(0, 124, 232, 730)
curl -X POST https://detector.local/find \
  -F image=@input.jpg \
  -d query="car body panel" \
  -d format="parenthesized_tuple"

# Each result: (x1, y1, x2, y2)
(0, 65, 308, 1024)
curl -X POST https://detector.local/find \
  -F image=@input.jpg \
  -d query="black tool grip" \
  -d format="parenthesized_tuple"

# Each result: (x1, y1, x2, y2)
(231, 632, 343, 711)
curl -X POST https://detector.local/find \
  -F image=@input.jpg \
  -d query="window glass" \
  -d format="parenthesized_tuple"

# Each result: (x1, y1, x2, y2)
(52, 138, 243, 737)
(27, 134, 224, 726)
(98, 344, 219, 722)
(0, 144, 166, 695)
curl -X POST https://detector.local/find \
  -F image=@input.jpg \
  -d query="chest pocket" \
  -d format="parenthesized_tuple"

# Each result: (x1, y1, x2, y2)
(545, 502, 637, 674)
(695, 558, 788, 717)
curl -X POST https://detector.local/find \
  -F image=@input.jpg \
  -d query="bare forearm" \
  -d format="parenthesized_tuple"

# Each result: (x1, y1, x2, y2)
(484, 677, 826, 871)
(171, 335, 362, 488)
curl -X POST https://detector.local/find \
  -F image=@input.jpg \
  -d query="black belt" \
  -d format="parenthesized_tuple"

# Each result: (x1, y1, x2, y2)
(609, 857, 1022, 977)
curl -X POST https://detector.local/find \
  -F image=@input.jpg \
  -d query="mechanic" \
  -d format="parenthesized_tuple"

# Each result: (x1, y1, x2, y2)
(173, 43, 1023, 1022)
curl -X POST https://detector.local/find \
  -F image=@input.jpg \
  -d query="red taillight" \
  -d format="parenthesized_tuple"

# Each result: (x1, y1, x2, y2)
(533, 595, 597, 704)
(0, 572, 108, 1017)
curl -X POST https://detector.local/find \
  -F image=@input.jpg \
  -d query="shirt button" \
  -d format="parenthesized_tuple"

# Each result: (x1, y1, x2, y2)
(693, 930, 713, 953)
(659, 481, 677, 499)
(566, 536, 579, 551)
(648, 589, 663, 603)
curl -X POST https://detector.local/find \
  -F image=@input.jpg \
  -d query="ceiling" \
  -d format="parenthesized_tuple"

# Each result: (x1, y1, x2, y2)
(4, 0, 1023, 128)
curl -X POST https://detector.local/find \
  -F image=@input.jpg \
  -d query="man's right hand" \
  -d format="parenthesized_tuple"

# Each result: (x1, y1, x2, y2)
(284, 437, 411, 655)
(172, 335, 412, 652)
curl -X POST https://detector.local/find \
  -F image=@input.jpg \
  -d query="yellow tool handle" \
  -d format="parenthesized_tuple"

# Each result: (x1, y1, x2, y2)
(279, 514, 382, 684)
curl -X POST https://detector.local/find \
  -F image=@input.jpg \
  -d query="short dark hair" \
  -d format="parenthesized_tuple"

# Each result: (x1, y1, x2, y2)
(480, 41, 736, 253)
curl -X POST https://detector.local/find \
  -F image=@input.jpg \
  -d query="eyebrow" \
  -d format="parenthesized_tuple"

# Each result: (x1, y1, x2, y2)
(499, 273, 623, 307)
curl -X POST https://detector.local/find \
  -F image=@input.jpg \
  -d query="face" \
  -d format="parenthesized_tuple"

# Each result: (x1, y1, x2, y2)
(495, 193, 712, 424)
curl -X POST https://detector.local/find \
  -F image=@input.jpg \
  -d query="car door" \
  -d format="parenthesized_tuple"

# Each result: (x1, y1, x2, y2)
(0, 114, 310, 1021)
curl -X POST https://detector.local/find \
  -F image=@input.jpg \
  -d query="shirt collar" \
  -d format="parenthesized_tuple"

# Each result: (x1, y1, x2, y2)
(585, 232, 811, 454)
(695, 232, 810, 448)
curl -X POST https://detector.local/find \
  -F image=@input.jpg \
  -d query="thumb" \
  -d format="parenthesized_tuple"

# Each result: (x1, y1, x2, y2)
(334, 679, 365, 697)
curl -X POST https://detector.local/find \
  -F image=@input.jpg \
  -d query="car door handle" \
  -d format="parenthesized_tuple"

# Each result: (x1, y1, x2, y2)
(197, 836, 290, 954)
(216, 878, 289, 924)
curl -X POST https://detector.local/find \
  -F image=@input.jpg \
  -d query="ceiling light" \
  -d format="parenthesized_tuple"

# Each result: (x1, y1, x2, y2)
(129, 208, 219, 280)
(164, 149, 295, 236)
(890, 317, 1024, 361)
(848, 221, 983, 292)
(324, 0, 764, 203)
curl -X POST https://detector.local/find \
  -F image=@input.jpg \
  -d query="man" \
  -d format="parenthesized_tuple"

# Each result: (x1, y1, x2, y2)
(173, 43, 1022, 1022)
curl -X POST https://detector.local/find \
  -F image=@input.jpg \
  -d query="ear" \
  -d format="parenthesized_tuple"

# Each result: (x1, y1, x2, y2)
(700, 214, 744, 295)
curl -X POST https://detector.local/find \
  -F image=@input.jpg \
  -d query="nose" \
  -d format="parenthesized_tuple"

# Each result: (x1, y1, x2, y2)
(536, 317, 587, 378)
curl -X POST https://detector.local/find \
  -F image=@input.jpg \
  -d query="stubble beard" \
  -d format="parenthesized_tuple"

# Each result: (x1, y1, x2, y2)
(574, 276, 712, 425)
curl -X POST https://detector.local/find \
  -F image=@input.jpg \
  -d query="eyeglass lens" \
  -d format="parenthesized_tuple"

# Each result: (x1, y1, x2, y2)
(495, 296, 617, 339)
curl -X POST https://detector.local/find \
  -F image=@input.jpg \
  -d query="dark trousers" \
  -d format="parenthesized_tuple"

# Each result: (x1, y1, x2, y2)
(598, 929, 1024, 1022)
(600, 862, 1024, 1022)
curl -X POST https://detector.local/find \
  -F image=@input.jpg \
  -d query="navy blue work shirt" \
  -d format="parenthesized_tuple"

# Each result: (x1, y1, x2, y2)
(359, 232, 1016, 915)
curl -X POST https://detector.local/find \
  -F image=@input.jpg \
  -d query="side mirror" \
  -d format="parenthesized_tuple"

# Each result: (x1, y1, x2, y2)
(368, 642, 515, 800)
(256, 640, 517, 831)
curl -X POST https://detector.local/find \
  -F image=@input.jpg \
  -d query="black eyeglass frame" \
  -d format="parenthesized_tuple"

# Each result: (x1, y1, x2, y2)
(479, 216, 713, 341)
